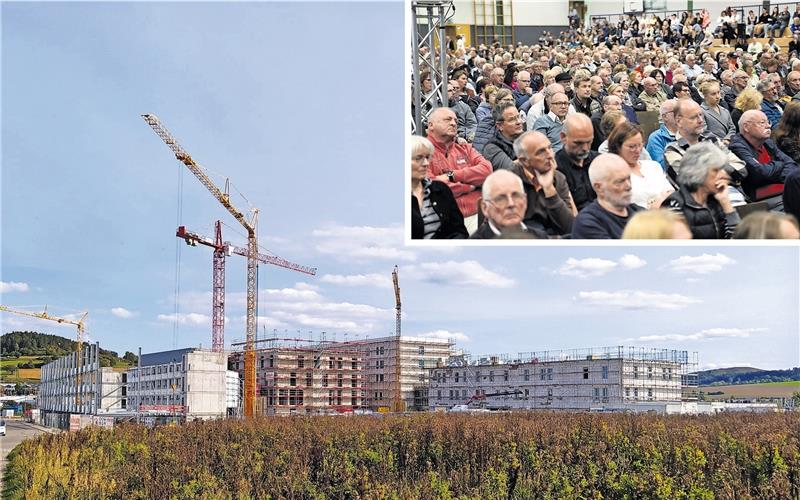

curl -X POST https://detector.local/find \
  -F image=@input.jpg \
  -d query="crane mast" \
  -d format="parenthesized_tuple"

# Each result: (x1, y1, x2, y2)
(391, 266, 404, 413)
(176, 223, 317, 352)
(142, 114, 259, 418)
(0, 305, 88, 406)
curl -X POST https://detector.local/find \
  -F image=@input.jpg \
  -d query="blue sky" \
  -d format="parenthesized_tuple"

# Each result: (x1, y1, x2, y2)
(2, 2, 798, 371)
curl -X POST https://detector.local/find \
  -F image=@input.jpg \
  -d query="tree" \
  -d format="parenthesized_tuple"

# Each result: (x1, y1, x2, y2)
(123, 351, 139, 364)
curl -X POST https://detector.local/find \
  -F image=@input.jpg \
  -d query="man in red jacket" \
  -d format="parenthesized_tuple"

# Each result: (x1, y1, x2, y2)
(426, 107, 493, 234)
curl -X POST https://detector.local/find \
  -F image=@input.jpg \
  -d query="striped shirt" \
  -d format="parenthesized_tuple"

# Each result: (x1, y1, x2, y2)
(420, 179, 442, 239)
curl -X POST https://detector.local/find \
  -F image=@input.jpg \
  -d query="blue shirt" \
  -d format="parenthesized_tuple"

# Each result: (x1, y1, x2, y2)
(761, 101, 783, 128)
(646, 124, 676, 172)
(532, 112, 565, 153)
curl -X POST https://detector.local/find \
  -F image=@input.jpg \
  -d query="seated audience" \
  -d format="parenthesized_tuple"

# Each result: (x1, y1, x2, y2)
(700, 80, 735, 143)
(622, 209, 693, 239)
(410, 136, 468, 239)
(731, 87, 763, 133)
(773, 102, 800, 165)
(533, 91, 570, 153)
(662, 142, 741, 239)
(571, 153, 644, 239)
(646, 99, 679, 169)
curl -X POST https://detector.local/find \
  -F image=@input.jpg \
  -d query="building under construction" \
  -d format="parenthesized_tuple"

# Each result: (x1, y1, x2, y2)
(429, 346, 699, 412)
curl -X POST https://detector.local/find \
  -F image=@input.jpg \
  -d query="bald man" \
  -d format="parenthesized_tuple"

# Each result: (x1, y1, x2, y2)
(571, 153, 644, 239)
(728, 110, 800, 201)
(513, 131, 576, 236)
(470, 170, 549, 239)
(426, 107, 493, 234)
(639, 77, 667, 111)
(556, 114, 600, 211)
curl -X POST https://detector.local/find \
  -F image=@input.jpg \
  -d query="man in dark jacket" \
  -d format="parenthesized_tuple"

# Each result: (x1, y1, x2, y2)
(557, 113, 600, 211)
(483, 102, 524, 171)
(471, 170, 549, 239)
(728, 110, 800, 201)
(572, 153, 644, 239)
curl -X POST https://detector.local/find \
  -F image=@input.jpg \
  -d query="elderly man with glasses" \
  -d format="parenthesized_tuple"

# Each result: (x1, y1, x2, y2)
(483, 102, 525, 172)
(532, 91, 571, 153)
(728, 109, 800, 201)
(470, 169, 549, 239)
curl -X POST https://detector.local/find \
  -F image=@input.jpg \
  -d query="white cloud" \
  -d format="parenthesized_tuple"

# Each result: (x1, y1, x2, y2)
(630, 327, 767, 342)
(669, 253, 735, 274)
(156, 313, 210, 326)
(111, 307, 135, 319)
(408, 260, 515, 288)
(313, 225, 416, 262)
(320, 273, 392, 288)
(619, 254, 647, 270)
(0, 281, 29, 293)
(554, 255, 646, 278)
(577, 290, 701, 310)
(417, 329, 470, 342)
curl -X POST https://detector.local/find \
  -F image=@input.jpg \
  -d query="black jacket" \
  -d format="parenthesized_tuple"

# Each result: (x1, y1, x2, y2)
(727, 135, 798, 200)
(483, 131, 517, 172)
(411, 181, 469, 239)
(662, 185, 740, 239)
(470, 221, 549, 239)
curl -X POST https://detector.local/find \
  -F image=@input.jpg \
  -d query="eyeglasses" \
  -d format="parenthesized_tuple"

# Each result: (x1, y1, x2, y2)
(501, 115, 524, 123)
(551, 101, 570, 106)
(486, 192, 525, 207)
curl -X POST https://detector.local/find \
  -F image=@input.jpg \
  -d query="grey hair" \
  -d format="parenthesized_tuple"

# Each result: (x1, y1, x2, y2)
(755, 79, 772, 93)
(602, 94, 620, 106)
(612, 72, 628, 84)
(492, 101, 517, 124)
(482, 169, 524, 201)
(410, 135, 434, 156)
(678, 142, 727, 192)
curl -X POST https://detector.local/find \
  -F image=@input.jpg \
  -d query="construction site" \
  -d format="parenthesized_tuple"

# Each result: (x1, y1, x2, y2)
(3, 114, 781, 429)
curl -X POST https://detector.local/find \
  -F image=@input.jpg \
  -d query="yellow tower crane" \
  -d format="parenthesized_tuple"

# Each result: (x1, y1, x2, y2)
(391, 266, 405, 413)
(0, 305, 88, 406)
(142, 114, 259, 418)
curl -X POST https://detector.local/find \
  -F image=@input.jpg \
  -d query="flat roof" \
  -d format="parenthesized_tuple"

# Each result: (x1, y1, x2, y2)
(140, 348, 196, 367)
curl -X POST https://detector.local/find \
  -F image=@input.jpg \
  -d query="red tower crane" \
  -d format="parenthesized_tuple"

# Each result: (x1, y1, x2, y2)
(176, 222, 316, 352)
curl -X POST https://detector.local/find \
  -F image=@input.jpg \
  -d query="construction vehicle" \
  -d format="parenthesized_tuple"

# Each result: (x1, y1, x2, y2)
(0, 305, 88, 406)
(176, 223, 315, 352)
(450, 389, 523, 412)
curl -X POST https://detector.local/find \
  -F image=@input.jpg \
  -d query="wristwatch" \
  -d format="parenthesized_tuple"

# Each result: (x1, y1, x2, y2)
(446, 170, 455, 183)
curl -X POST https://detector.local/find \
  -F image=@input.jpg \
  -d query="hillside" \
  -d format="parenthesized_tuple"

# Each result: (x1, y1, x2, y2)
(1, 331, 137, 368)
(696, 366, 800, 386)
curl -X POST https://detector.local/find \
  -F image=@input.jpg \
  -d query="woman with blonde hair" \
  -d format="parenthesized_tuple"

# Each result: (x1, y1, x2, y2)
(410, 136, 468, 239)
(700, 80, 735, 142)
(731, 87, 763, 132)
(734, 212, 800, 239)
(622, 209, 693, 239)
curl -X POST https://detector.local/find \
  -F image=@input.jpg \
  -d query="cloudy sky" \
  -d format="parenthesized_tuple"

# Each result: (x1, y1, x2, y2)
(2, 2, 798, 371)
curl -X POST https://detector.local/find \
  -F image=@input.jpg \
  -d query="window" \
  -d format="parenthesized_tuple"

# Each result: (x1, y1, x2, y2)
(489, 371, 494, 382)
(462, 389, 467, 398)
(547, 388, 553, 398)
(289, 389, 296, 406)
(647, 366, 653, 379)
(279, 389, 287, 406)
(322, 374, 328, 387)
(351, 375, 357, 388)
(351, 391, 357, 406)
(594, 388, 600, 398)
(633, 366, 639, 379)
(583, 367, 589, 379)
(454, 372, 459, 383)
(338, 357, 343, 369)
(378, 374, 384, 382)
(602, 388, 609, 398)
(503, 371, 509, 382)
(329, 357, 334, 369)
(602, 366, 609, 379)
(634, 388, 639, 399)
(475, 371, 481, 381)
(524, 388, 529, 399)
(298, 356, 305, 368)
(306, 372, 312, 387)
(269, 356, 274, 368)
(419, 360, 425, 369)
(647, 388, 653, 400)
(449, 390, 454, 399)
(419, 346, 425, 355)
(379, 360, 384, 369)
(379, 347, 385, 356)
(336, 390, 343, 406)
(329, 390, 334, 406)
(260, 358, 264, 369)
(298, 390, 304, 406)
(437, 390, 442, 400)
(625, 387, 630, 397)
(547, 368, 553, 380)
(290, 372, 297, 387)
(352, 359, 358, 370)
(524, 369, 530, 381)
(540, 368, 546, 381)
(337, 374, 343, 387)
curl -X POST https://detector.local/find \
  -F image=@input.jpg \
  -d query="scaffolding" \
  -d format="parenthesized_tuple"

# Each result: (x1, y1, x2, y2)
(411, 0, 453, 133)
(430, 346, 699, 410)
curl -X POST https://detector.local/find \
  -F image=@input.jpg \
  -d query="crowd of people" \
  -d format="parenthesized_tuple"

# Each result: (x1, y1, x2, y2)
(411, 6, 800, 240)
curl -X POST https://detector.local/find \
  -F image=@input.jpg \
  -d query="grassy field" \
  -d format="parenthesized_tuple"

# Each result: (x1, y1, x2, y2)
(702, 381, 800, 400)
(0, 356, 44, 382)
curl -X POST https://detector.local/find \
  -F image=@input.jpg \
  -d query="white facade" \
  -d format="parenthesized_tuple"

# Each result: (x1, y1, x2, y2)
(430, 356, 683, 411)
(127, 348, 228, 420)
(226, 370, 240, 410)
(39, 342, 104, 414)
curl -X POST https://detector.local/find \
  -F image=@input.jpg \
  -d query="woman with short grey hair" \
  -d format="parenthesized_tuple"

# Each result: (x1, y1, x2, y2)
(661, 142, 740, 238)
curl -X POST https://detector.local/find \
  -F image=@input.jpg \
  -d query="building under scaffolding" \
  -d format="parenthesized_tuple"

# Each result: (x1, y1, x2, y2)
(229, 337, 366, 415)
(429, 346, 699, 412)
